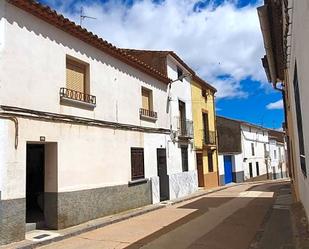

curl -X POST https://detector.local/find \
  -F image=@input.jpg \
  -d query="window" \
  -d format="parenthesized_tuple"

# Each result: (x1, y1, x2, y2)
(66, 58, 86, 93)
(293, 63, 306, 176)
(131, 148, 145, 180)
(251, 143, 255, 156)
(256, 162, 259, 176)
(181, 146, 188, 172)
(208, 152, 214, 172)
(177, 66, 183, 81)
(141, 88, 152, 111)
(202, 112, 209, 143)
(249, 163, 253, 178)
(274, 150, 277, 159)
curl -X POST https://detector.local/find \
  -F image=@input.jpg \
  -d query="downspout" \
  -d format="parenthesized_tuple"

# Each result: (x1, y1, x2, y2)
(0, 114, 18, 149)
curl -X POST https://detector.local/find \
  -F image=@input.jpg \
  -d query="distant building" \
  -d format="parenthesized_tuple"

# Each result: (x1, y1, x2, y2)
(191, 75, 219, 189)
(217, 116, 287, 185)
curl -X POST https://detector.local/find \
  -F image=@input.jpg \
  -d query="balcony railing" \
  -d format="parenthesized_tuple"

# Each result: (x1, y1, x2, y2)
(178, 118, 194, 138)
(140, 108, 157, 120)
(203, 130, 216, 145)
(60, 87, 96, 105)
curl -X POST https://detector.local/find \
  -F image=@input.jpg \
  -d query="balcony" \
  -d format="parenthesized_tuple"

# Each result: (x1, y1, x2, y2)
(203, 130, 216, 146)
(140, 108, 157, 122)
(178, 118, 194, 139)
(60, 87, 96, 109)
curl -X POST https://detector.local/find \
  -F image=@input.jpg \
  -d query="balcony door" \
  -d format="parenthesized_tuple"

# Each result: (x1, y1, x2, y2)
(179, 100, 186, 134)
(202, 112, 209, 143)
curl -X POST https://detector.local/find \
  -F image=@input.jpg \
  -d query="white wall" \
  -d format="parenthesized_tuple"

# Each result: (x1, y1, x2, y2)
(1, 4, 169, 129)
(287, 0, 309, 221)
(166, 56, 195, 174)
(0, 3, 171, 201)
(241, 125, 269, 180)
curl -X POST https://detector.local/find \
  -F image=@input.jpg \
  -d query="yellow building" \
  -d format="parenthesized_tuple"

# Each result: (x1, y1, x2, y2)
(191, 75, 219, 188)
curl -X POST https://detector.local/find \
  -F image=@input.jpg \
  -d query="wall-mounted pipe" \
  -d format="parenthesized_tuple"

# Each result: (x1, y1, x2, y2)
(0, 114, 18, 149)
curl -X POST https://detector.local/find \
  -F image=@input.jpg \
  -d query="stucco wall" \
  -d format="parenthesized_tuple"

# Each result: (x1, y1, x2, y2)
(286, 0, 309, 221)
(1, 4, 169, 129)
(241, 125, 269, 180)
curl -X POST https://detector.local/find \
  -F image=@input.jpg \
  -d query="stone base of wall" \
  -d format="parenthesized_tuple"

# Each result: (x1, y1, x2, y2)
(232, 171, 244, 183)
(169, 170, 198, 200)
(0, 198, 25, 245)
(219, 175, 225, 186)
(47, 181, 152, 229)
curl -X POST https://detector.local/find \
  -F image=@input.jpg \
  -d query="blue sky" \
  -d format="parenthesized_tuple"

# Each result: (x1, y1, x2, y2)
(38, 0, 284, 129)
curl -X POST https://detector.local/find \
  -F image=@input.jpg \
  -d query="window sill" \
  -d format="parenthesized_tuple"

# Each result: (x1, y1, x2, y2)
(60, 97, 96, 110)
(140, 114, 157, 122)
(128, 178, 149, 186)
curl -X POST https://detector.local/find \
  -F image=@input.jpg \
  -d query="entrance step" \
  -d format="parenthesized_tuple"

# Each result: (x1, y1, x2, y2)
(26, 221, 46, 232)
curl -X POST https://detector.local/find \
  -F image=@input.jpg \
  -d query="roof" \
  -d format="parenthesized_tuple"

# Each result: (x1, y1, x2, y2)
(7, 0, 171, 84)
(192, 75, 217, 93)
(122, 49, 217, 92)
(258, 0, 287, 84)
(268, 129, 285, 143)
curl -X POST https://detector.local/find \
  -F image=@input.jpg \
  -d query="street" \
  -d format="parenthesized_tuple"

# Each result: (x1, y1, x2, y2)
(37, 181, 293, 249)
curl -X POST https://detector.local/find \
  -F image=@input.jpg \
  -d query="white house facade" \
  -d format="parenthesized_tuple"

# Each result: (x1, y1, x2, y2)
(0, 0, 199, 245)
(123, 50, 198, 201)
(217, 116, 287, 185)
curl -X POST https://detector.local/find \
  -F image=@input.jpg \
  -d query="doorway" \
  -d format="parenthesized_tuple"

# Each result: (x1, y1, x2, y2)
(157, 148, 169, 201)
(224, 155, 233, 184)
(26, 144, 45, 225)
(249, 162, 253, 178)
(196, 153, 204, 187)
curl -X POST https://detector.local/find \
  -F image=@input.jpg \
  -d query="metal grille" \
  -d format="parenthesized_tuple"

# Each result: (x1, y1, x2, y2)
(60, 87, 96, 105)
(140, 108, 157, 119)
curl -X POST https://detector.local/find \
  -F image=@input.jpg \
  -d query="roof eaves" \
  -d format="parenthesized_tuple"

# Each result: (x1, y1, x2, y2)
(8, 0, 171, 84)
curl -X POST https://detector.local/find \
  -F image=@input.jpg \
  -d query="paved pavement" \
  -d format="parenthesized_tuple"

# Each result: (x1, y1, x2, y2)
(37, 181, 291, 249)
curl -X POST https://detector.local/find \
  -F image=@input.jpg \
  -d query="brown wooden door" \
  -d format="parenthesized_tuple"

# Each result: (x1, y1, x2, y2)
(196, 153, 204, 187)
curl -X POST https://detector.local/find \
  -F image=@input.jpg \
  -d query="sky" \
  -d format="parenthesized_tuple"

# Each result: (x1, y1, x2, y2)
(38, 0, 284, 129)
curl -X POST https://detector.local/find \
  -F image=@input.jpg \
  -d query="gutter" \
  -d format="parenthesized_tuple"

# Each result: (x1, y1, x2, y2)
(257, 4, 278, 85)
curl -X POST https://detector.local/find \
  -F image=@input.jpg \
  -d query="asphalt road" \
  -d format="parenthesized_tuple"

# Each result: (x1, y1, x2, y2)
(39, 181, 290, 249)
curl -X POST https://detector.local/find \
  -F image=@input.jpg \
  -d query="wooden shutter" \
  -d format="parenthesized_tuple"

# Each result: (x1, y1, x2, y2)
(131, 148, 145, 180)
(142, 89, 150, 110)
(66, 59, 85, 93)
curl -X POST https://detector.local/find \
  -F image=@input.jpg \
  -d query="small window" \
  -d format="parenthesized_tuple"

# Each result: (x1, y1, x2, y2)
(274, 150, 277, 159)
(177, 66, 183, 81)
(141, 88, 153, 111)
(256, 162, 260, 176)
(181, 146, 188, 172)
(251, 143, 255, 156)
(131, 148, 145, 180)
(208, 152, 214, 172)
(66, 58, 87, 93)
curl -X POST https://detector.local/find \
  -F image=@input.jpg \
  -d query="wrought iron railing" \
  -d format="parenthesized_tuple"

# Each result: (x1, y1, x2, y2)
(140, 108, 157, 119)
(178, 118, 194, 138)
(60, 87, 96, 105)
(203, 130, 216, 145)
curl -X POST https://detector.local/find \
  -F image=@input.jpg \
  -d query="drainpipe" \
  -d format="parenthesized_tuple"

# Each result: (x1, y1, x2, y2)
(0, 114, 18, 149)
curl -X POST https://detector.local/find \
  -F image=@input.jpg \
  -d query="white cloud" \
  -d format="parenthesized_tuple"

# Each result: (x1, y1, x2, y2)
(43, 0, 266, 99)
(266, 100, 284, 110)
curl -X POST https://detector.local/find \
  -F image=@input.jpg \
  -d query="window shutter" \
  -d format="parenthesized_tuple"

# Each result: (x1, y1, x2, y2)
(142, 89, 150, 110)
(66, 60, 85, 93)
(131, 148, 145, 180)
